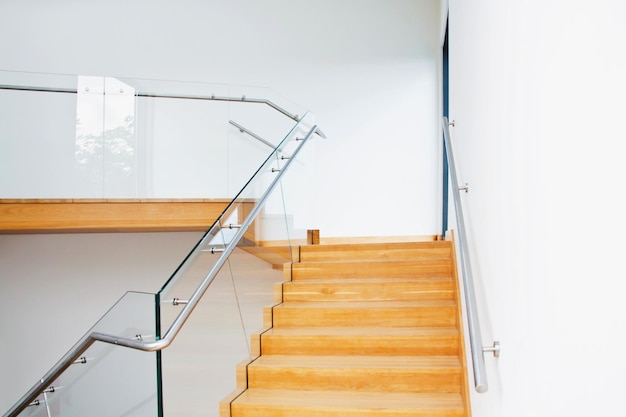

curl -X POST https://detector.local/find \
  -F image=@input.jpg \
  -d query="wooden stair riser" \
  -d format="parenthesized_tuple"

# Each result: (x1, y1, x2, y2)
(260, 329, 459, 356)
(291, 260, 452, 280)
(269, 303, 457, 328)
(299, 242, 452, 263)
(282, 279, 455, 302)
(246, 359, 462, 393)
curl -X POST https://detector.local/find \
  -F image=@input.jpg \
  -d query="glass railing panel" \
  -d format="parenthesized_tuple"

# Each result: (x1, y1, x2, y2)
(101, 77, 137, 198)
(226, 85, 307, 196)
(12, 291, 158, 417)
(155, 109, 314, 317)
(157, 114, 317, 417)
(255, 111, 317, 249)
(0, 71, 306, 200)
(0, 71, 79, 198)
(156, 221, 226, 334)
(74, 75, 105, 197)
(130, 79, 232, 199)
(274, 147, 316, 246)
(158, 262, 252, 417)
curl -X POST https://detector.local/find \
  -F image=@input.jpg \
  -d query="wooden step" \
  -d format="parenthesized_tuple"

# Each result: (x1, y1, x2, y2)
(246, 355, 462, 393)
(291, 259, 452, 280)
(269, 301, 457, 328)
(299, 241, 452, 263)
(241, 245, 296, 269)
(282, 278, 456, 302)
(222, 237, 469, 417)
(230, 389, 465, 417)
(259, 326, 459, 356)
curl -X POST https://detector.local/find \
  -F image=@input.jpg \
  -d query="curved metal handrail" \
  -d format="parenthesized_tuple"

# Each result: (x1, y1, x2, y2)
(442, 117, 498, 393)
(3, 123, 323, 417)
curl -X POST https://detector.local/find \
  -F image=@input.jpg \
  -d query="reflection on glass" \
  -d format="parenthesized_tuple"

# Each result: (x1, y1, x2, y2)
(103, 77, 136, 197)
(1, 70, 309, 199)
(74, 76, 136, 197)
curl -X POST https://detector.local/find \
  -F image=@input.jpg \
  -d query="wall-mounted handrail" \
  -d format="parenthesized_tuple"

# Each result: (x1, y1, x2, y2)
(442, 116, 498, 393)
(0, 83, 300, 121)
(3, 123, 323, 417)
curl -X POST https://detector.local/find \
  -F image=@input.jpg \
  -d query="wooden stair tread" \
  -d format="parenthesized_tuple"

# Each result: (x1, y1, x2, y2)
(291, 259, 452, 280)
(263, 326, 458, 337)
(274, 300, 456, 308)
(284, 277, 455, 284)
(251, 355, 461, 369)
(298, 256, 452, 264)
(270, 300, 457, 328)
(247, 354, 462, 393)
(260, 326, 459, 356)
(232, 389, 464, 413)
(299, 241, 453, 263)
(282, 278, 456, 301)
(299, 256, 453, 264)
(300, 241, 449, 251)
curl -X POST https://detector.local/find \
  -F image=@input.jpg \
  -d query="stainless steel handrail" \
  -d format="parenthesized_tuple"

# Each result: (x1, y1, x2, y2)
(0, 84, 300, 121)
(229, 120, 277, 150)
(3, 123, 323, 417)
(442, 117, 498, 393)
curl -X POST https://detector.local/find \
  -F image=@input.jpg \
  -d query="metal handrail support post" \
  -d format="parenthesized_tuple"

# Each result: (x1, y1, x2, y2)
(229, 120, 283, 152)
(3, 124, 323, 417)
(442, 117, 498, 393)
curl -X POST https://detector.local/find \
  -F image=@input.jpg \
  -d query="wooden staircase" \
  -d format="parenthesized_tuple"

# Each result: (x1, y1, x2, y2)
(221, 240, 471, 417)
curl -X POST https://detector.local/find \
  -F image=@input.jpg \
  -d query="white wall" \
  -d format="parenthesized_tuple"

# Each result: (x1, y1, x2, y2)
(447, 0, 626, 416)
(0, 0, 442, 238)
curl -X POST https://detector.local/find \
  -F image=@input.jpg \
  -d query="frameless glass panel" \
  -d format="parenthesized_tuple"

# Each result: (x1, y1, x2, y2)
(74, 76, 105, 197)
(0, 71, 78, 198)
(0, 72, 310, 200)
(157, 113, 318, 417)
(12, 291, 158, 417)
(159, 264, 250, 417)
(102, 77, 137, 198)
(156, 110, 313, 330)
(131, 80, 231, 199)
(157, 222, 226, 334)
(272, 115, 317, 247)
(226, 85, 307, 196)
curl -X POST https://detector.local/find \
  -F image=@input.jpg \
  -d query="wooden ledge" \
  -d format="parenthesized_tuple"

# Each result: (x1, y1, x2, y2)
(0, 199, 233, 234)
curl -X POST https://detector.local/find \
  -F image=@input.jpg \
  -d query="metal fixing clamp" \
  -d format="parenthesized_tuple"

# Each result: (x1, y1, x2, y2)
(483, 341, 501, 358)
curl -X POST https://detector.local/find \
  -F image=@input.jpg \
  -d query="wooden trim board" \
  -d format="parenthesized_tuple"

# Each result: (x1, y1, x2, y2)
(0, 199, 231, 233)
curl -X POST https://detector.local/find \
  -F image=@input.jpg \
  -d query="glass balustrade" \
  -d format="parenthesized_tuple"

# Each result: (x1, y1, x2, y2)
(1, 71, 321, 417)
(13, 291, 158, 417)
(156, 112, 316, 417)
(0, 70, 306, 199)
